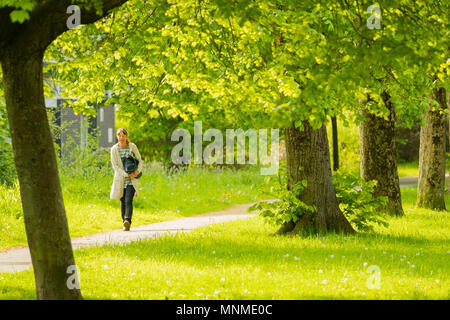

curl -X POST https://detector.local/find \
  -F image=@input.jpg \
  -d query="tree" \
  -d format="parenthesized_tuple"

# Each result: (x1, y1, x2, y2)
(40, 0, 449, 234)
(281, 120, 355, 234)
(45, 0, 358, 234)
(360, 90, 403, 216)
(333, 0, 449, 216)
(0, 0, 128, 300)
(417, 86, 447, 210)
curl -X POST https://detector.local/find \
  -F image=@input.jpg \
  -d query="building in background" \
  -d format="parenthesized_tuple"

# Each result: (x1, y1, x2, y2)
(43, 60, 116, 157)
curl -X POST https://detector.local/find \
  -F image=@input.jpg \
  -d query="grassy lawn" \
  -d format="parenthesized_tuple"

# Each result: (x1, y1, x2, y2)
(0, 164, 274, 251)
(328, 161, 420, 179)
(1, 186, 448, 299)
(397, 161, 419, 178)
(0, 159, 426, 251)
(397, 156, 450, 178)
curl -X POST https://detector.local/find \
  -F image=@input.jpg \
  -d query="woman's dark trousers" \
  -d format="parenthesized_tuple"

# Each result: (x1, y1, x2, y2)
(120, 184, 135, 224)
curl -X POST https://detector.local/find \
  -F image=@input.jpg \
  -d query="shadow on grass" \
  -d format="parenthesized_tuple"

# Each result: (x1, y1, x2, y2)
(89, 225, 448, 274)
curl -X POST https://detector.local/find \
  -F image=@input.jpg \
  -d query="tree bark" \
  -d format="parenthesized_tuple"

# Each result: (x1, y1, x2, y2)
(2, 52, 81, 299)
(360, 91, 404, 216)
(277, 121, 355, 235)
(417, 88, 447, 210)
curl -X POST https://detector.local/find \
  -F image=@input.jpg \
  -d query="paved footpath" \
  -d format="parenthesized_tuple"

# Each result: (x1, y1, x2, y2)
(0, 175, 439, 274)
(0, 203, 256, 273)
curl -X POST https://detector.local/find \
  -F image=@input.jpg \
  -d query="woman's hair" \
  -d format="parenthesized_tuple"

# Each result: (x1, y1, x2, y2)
(116, 128, 130, 146)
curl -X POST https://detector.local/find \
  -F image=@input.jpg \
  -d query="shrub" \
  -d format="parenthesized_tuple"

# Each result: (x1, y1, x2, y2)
(249, 163, 389, 233)
(333, 169, 389, 232)
(248, 162, 315, 226)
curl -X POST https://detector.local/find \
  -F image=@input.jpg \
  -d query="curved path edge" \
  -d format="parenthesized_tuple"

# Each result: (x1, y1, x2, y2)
(0, 202, 256, 273)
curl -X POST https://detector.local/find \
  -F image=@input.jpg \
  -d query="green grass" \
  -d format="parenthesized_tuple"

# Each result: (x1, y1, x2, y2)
(325, 160, 420, 179)
(0, 164, 274, 250)
(397, 154, 450, 178)
(1, 185, 448, 300)
(397, 161, 419, 178)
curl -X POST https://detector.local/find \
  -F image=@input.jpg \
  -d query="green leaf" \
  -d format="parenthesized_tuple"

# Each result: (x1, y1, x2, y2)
(10, 10, 30, 23)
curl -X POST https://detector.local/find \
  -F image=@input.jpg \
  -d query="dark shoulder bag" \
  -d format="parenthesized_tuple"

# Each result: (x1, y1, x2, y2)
(121, 153, 142, 179)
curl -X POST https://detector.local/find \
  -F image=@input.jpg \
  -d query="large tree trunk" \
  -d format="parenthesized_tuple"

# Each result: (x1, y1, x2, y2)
(2, 52, 81, 299)
(277, 121, 355, 235)
(417, 88, 447, 210)
(360, 91, 404, 216)
(0, 0, 128, 300)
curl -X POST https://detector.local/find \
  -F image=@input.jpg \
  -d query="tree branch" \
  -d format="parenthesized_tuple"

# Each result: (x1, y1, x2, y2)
(0, 0, 128, 60)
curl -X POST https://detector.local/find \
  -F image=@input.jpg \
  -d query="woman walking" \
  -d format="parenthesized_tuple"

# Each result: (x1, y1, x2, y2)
(110, 128, 143, 231)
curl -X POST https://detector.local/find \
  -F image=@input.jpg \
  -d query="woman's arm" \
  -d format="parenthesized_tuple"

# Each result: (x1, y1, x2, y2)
(110, 147, 129, 178)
